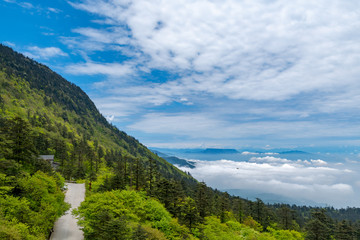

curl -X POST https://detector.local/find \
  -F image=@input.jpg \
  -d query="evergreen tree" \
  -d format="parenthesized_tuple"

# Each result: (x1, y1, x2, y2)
(73, 137, 87, 179)
(0, 95, 4, 109)
(155, 178, 184, 215)
(334, 220, 353, 240)
(0, 117, 10, 158)
(134, 157, 145, 190)
(54, 138, 68, 173)
(278, 205, 298, 230)
(220, 192, 230, 223)
(97, 146, 104, 172)
(111, 153, 126, 190)
(306, 210, 333, 240)
(6, 117, 38, 167)
(146, 157, 158, 196)
(234, 198, 246, 223)
(196, 181, 210, 220)
(179, 196, 200, 229)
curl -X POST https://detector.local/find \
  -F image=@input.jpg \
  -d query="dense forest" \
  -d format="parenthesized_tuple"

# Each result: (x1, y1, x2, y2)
(1, 44, 360, 239)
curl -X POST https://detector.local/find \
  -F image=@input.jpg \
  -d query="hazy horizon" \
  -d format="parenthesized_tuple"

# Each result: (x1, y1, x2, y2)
(156, 148, 360, 208)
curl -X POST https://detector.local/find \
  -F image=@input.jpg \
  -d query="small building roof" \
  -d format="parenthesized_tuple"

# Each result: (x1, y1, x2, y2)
(39, 155, 55, 160)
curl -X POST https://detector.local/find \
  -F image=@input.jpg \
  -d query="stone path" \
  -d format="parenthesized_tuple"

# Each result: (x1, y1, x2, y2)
(50, 183, 85, 240)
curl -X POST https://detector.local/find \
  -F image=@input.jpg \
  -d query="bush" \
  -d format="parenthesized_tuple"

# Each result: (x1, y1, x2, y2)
(74, 190, 193, 240)
(0, 171, 68, 239)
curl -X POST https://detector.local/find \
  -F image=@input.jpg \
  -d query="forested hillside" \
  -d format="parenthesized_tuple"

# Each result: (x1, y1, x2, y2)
(1, 44, 360, 239)
(0, 44, 195, 184)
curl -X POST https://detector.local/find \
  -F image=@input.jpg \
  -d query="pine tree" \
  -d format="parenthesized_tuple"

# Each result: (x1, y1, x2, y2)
(111, 152, 126, 190)
(134, 157, 145, 190)
(6, 117, 38, 166)
(334, 220, 353, 240)
(0, 117, 10, 158)
(196, 181, 209, 220)
(97, 146, 104, 172)
(235, 199, 245, 223)
(0, 95, 4, 109)
(54, 138, 68, 174)
(146, 157, 158, 196)
(179, 196, 200, 229)
(278, 205, 297, 230)
(220, 192, 230, 223)
(306, 210, 333, 240)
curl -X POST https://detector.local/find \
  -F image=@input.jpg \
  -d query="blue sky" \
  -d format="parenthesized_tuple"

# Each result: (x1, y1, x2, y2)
(1, 0, 360, 150)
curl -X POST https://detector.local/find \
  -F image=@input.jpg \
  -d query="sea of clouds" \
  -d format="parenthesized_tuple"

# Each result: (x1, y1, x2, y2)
(178, 153, 360, 208)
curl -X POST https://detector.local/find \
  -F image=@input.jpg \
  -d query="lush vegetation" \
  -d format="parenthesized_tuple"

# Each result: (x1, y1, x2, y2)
(0, 117, 68, 239)
(74, 189, 304, 240)
(1, 44, 360, 239)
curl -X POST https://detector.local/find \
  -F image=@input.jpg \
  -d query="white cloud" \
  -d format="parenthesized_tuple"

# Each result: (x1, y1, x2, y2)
(179, 158, 357, 207)
(68, 0, 360, 103)
(105, 115, 114, 122)
(72, 27, 131, 45)
(311, 159, 328, 166)
(128, 112, 360, 141)
(91, 88, 174, 118)
(47, 7, 61, 13)
(128, 113, 222, 137)
(265, 152, 279, 155)
(2, 41, 15, 47)
(242, 151, 259, 155)
(65, 0, 360, 148)
(24, 46, 68, 60)
(93, 98, 137, 118)
(19, 1, 33, 9)
(250, 156, 292, 164)
(65, 62, 134, 77)
(3, 0, 34, 9)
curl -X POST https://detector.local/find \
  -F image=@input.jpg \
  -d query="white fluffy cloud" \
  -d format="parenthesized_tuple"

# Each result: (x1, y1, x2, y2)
(249, 156, 292, 164)
(65, 62, 134, 77)
(25, 46, 68, 60)
(179, 158, 357, 207)
(69, 0, 360, 102)
(64, 0, 360, 147)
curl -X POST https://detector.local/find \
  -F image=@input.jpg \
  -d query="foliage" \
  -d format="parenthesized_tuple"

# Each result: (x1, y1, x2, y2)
(74, 190, 193, 240)
(267, 227, 304, 240)
(243, 216, 263, 232)
(0, 172, 68, 239)
(197, 216, 305, 240)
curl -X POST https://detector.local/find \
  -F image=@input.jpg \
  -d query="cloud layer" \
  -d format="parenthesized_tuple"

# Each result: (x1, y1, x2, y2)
(179, 156, 358, 207)
(61, 0, 360, 148)
(69, 0, 360, 99)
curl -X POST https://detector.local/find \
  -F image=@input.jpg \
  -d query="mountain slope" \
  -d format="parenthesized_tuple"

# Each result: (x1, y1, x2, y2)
(0, 43, 195, 186)
(152, 150, 196, 169)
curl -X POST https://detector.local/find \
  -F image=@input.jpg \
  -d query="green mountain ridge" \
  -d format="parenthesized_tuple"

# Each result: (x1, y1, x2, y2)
(0, 43, 194, 184)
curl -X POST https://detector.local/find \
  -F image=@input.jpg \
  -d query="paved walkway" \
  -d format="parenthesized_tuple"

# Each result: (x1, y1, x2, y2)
(50, 183, 85, 240)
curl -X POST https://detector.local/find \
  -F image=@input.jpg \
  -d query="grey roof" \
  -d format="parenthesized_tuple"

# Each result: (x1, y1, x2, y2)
(39, 155, 55, 160)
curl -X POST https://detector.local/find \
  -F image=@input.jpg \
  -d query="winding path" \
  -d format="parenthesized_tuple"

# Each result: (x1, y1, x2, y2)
(50, 183, 85, 240)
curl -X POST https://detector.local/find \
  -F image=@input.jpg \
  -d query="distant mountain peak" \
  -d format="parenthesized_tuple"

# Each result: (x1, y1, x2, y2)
(279, 150, 309, 154)
(193, 148, 239, 154)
